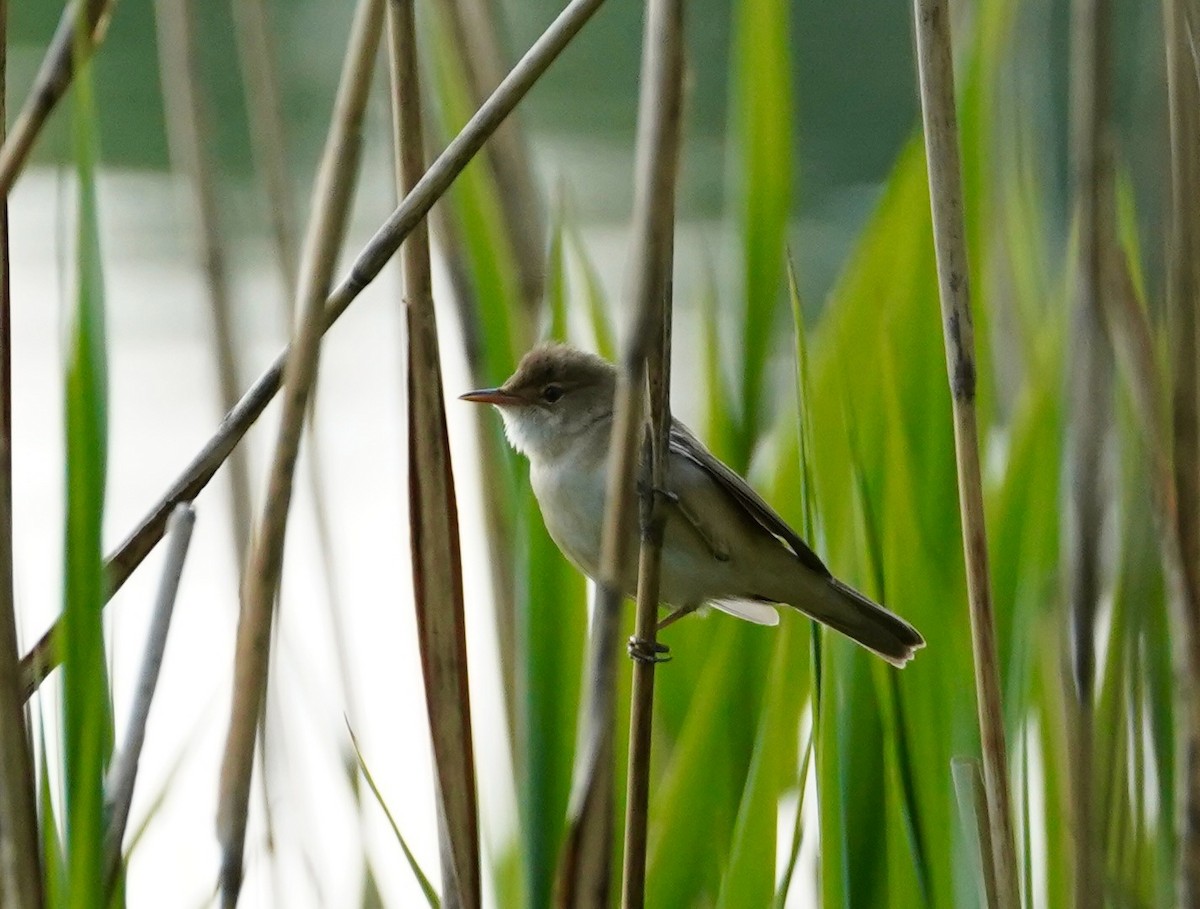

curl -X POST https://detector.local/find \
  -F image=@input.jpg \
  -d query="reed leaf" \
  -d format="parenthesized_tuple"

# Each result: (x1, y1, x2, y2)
(61, 26, 112, 903)
(389, 0, 481, 901)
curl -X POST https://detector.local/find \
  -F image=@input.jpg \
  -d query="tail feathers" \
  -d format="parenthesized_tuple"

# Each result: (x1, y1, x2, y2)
(806, 579, 925, 668)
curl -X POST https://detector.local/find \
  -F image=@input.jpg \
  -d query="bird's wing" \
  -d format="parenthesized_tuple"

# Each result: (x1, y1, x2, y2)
(668, 420, 830, 577)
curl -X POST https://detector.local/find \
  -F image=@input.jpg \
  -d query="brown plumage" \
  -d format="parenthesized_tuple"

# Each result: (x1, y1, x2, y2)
(461, 342, 925, 667)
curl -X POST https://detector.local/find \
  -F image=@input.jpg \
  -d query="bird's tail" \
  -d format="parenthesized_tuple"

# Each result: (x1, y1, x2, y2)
(782, 572, 925, 667)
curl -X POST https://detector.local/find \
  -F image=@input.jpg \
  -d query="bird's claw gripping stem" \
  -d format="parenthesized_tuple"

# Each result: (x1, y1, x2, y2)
(628, 636, 671, 664)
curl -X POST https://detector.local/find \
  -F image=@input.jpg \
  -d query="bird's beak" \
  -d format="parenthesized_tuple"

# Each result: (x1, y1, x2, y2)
(459, 387, 526, 406)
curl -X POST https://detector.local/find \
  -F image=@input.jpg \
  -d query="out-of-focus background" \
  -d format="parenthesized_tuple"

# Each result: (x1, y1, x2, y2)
(5, 0, 1182, 906)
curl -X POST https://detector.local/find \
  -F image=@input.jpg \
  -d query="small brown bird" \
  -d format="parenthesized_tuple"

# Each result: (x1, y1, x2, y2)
(461, 343, 924, 667)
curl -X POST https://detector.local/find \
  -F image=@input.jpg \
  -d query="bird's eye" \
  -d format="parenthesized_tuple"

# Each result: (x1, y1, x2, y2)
(541, 384, 564, 403)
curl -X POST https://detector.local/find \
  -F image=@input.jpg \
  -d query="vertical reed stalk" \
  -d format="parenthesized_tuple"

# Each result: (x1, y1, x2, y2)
(215, 0, 382, 901)
(1065, 0, 1113, 903)
(18, 0, 609, 698)
(1163, 0, 1200, 901)
(911, 2, 1020, 905)
(443, 0, 547, 316)
(388, 0, 481, 904)
(153, 0, 253, 563)
(619, 0, 685, 900)
(231, 0, 362, 755)
(0, 0, 42, 899)
(558, 0, 683, 901)
(103, 504, 195, 896)
(0, 0, 113, 197)
(231, 0, 301, 292)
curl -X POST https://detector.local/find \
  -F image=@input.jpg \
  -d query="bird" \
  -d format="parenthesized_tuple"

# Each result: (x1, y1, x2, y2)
(460, 342, 924, 667)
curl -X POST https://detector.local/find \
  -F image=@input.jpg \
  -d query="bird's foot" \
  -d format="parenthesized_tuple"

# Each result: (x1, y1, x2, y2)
(627, 636, 671, 664)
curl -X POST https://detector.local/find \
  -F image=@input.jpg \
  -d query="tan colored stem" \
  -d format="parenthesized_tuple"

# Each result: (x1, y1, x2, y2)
(1163, 1, 1200, 901)
(911, 1, 1020, 905)
(443, 0, 546, 317)
(215, 0, 383, 902)
(1064, 0, 1114, 902)
(0, 0, 43, 898)
(0, 0, 113, 197)
(619, 0, 685, 900)
(387, 0, 481, 905)
(154, 0, 253, 564)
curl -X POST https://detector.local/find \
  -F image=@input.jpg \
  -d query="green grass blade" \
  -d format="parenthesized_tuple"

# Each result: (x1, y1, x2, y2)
(563, 213, 616, 361)
(729, 0, 791, 465)
(645, 623, 772, 907)
(347, 725, 441, 908)
(715, 619, 799, 908)
(62, 21, 112, 907)
(516, 489, 587, 907)
(546, 192, 568, 342)
(38, 719, 66, 909)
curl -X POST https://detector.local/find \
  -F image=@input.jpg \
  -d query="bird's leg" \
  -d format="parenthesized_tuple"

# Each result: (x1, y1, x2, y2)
(656, 602, 701, 632)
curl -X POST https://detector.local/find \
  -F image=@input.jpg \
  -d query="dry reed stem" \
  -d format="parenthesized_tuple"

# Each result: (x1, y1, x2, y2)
(1163, 0, 1200, 900)
(215, 0, 383, 901)
(231, 0, 362, 758)
(619, 0, 684, 900)
(434, 198, 522, 772)
(559, 2, 683, 902)
(103, 504, 195, 897)
(155, 0, 284, 871)
(0, 0, 113, 197)
(554, 369, 636, 904)
(421, 74, 533, 775)
(231, 0, 302, 296)
(154, 0, 254, 564)
(443, 0, 547, 316)
(1065, 0, 1114, 902)
(0, 0, 42, 899)
(952, 757, 1000, 909)
(18, 0, 608, 701)
(911, 1, 1020, 905)
(388, 0, 481, 905)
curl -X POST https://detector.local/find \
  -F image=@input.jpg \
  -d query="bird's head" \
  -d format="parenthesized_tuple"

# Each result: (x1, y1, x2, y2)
(459, 342, 617, 460)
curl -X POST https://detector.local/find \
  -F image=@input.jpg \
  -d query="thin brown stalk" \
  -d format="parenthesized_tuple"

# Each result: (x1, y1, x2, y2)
(430, 198, 521, 773)
(215, 0, 383, 902)
(0, 0, 42, 898)
(952, 757, 1000, 908)
(103, 504, 196, 897)
(1163, 0, 1200, 901)
(230, 0, 363, 755)
(18, 0, 609, 700)
(443, 0, 547, 316)
(154, 0, 253, 564)
(911, 2, 1020, 906)
(1065, 0, 1114, 902)
(387, 0, 480, 905)
(231, 0, 302, 294)
(157, 0, 285, 873)
(556, 594, 620, 908)
(0, 0, 113, 197)
(619, 0, 684, 901)
(559, 1, 683, 903)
